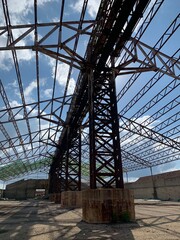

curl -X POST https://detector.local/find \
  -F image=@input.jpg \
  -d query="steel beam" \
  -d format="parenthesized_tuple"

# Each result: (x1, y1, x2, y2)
(120, 115, 180, 151)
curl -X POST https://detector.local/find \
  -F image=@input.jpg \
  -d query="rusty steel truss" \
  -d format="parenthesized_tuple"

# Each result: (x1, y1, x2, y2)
(0, 0, 179, 191)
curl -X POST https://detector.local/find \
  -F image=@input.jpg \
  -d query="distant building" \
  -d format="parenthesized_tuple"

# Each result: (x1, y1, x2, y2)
(0, 189, 4, 198)
(4, 179, 49, 200)
(126, 170, 180, 201)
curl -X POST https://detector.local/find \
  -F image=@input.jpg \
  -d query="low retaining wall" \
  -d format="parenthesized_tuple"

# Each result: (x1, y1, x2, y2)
(126, 170, 180, 201)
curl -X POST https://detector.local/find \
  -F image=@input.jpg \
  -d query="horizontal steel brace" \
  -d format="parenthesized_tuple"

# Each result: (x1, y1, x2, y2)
(115, 38, 180, 79)
(119, 115, 180, 151)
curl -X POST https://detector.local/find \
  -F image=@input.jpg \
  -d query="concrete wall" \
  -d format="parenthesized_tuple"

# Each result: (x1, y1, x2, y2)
(125, 170, 180, 201)
(5, 179, 49, 200)
(4, 170, 180, 201)
(0, 189, 4, 198)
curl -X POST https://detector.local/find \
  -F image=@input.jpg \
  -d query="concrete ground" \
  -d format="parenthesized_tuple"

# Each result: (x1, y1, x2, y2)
(0, 199, 179, 240)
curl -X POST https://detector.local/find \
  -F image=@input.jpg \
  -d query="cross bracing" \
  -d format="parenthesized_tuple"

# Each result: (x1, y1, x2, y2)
(0, 0, 179, 183)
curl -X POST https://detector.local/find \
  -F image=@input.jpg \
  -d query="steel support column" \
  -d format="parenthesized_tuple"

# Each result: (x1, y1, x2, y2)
(89, 69, 124, 189)
(48, 159, 61, 194)
(65, 128, 82, 191)
(58, 128, 82, 192)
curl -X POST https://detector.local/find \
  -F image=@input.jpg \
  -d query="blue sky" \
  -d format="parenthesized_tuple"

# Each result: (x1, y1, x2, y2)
(0, 0, 179, 188)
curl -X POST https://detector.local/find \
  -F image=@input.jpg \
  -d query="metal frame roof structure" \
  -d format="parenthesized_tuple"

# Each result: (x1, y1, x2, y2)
(0, 0, 179, 182)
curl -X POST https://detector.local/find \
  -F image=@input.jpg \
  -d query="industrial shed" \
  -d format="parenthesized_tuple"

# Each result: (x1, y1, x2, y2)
(0, 0, 179, 238)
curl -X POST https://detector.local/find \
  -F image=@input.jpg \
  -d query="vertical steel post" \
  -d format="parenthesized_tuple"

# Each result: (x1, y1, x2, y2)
(48, 160, 61, 194)
(89, 68, 124, 189)
(88, 69, 96, 189)
(150, 166, 158, 199)
(62, 128, 82, 191)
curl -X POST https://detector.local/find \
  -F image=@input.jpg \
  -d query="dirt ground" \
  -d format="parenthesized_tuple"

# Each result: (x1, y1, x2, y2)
(0, 199, 179, 240)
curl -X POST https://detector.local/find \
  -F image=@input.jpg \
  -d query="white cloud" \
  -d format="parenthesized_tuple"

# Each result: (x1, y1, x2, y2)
(124, 176, 138, 183)
(10, 100, 21, 107)
(136, 115, 160, 128)
(52, 17, 59, 22)
(67, 78, 76, 94)
(44, 88, 53, 98)
(0, 31, 34, 71)
(0, 0, 56, 71)
(24, 80, 37, 96)
(87, 0, 101, 17)
(120, 115, 160, 147)
(0, 48, 34, 71)
(155, 162, 180, 174)
(26, 106, 38, 116)
(40, 121, 61, 142)
(0, 35, 12, 70)
(7, 0, 33, 16)
(71, 0, 101, 18)
(24, 80, 37, 102)
(8, 80, 18, 88)
(0, 33, 34, 71)
(6, 0, 53, 17)
(49, 60, 76, 95)
(17, 49, 35, 62)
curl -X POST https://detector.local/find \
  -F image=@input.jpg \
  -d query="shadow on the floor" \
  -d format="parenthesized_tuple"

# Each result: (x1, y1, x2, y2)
(136, 207, 180, 239)
(0, 200, 73, 240)
(0, 200, 180, 239)
(72, 220, 139, 240)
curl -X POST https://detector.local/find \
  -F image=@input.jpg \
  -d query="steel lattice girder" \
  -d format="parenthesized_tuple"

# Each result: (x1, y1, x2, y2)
(0, 0, 179, 182)
(54, 129, 82, 192)
(54, 0, 151, 161)
(0, 158, 52, 181)
(65, 130, 82, 191)
(119, 115, 180, 151)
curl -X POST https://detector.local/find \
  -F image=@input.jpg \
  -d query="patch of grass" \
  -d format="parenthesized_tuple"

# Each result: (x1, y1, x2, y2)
(0, 229, 9, 234)
(111, 211, 131, 223)
(121, 211, 131, 222)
